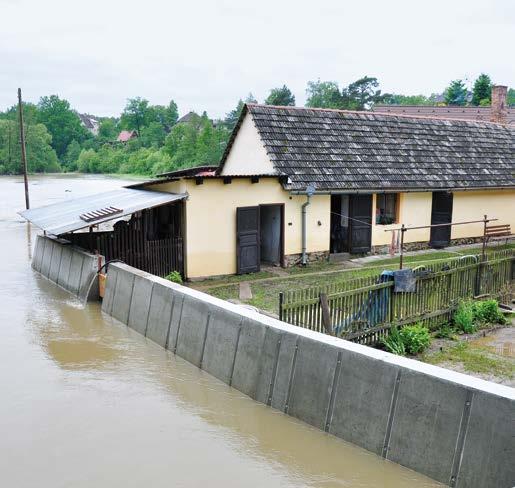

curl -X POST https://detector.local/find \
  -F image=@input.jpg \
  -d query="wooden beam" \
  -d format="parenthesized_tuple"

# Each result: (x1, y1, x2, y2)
(195, 176, 204, 185)
(223, 176, 232, 184)
(251, 176, 259, 184)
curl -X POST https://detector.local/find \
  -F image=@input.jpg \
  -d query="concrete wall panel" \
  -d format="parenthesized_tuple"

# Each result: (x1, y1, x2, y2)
(77, 254, 99, 300)
(270, 332, 298, 411)
(286, 337, 339, 431)
(329, 350, 399, 456)
(67, 252, 84, 295)
(40, 237, 53, 277)
(175, 295, 211, 367)
(127, 274, 154, 335)
(458, 391, 515, 488)
(387, 370, 468, 484)
(32, 235, 44, 272)
(145, 281, 175, 347)
(231, 319, 269, 401)
(201, 307, 242, 384)
(111, 266, 135, 325)
(101, 264, 119, 315)
(48, 243, 62, 283)
(57, 246, 72, 288)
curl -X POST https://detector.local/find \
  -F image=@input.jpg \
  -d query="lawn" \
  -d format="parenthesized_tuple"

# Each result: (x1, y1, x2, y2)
(204, 244, 515, 315)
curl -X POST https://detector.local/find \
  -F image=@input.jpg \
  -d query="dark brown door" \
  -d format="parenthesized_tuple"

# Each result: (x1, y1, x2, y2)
(430, 192, 453, 248)
(237, 206, 260, 274)
(349, 195, 372, 253)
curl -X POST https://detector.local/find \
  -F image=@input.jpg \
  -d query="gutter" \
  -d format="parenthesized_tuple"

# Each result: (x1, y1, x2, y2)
(289, 186, 515, 195)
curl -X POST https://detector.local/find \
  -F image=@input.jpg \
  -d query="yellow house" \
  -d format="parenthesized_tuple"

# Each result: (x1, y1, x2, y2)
(133, 104, 514, 279)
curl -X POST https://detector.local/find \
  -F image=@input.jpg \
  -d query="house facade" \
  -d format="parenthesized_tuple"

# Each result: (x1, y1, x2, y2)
(137, 104, 514, 279)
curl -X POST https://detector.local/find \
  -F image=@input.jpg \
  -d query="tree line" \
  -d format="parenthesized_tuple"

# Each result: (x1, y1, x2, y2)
(1, 74, 513, 176)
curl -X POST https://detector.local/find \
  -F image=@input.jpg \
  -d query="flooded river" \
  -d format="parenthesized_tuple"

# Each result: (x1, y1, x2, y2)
(0, 175, 441, 487)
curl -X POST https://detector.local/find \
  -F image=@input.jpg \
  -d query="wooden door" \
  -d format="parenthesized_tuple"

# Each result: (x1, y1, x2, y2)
(237, 206, 260, 274)
(349, 195, 372, 253)
(430, 192, 453, 248)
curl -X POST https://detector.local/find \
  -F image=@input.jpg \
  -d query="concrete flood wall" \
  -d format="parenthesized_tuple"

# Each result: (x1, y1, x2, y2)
(32, 234, 101, 301)
(101, 262, 514, 488)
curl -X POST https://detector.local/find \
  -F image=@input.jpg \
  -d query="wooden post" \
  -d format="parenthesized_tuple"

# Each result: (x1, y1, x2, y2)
(481, 214, 488, 262)
(17, 88, 30, 210)
(278, 292, 284, 322)
(399, 224, 406, 269)
(320, 293, 334, 335)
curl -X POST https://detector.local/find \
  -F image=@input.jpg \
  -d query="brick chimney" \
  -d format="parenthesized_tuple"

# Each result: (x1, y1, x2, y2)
(490, 85, 508, 124)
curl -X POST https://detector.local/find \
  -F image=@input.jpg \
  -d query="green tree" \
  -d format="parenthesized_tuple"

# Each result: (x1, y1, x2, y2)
(63, 139, 82, 171)
(37, 95, 89, 159)
(471, 74, 492, 106)
(98, 119, 118, 140)
(151, 100, 179, 130)
(77, 148, 101, 173)
(507, 88, 515, 106)
(444, 80, 468, 106)
(120, 97, 151, 133)
(305, 80, 343, 108)
(382, 94, 432, 105)
(164, 121, 198, 167)
(0, 120, 60, 174)
(265, 85, 295, 106)
(140, 121, 167, 147)
(224, 93, 257, 130)
(341, 76, 385, 110)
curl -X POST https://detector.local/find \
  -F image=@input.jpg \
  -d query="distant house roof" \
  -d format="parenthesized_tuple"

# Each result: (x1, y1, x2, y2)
(78, 113, 100, 135)
(176, 112, 198, 125)
(117, 130, 137, 142)
(218, 104, 515, 192)
(373, 105, 515, 126)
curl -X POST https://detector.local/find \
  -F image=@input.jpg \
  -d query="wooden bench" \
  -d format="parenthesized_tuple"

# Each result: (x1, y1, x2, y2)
(484, 224, 513, 245)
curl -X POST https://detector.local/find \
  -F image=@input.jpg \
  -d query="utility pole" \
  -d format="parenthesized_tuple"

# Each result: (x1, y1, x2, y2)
(18, 88, 30, 209)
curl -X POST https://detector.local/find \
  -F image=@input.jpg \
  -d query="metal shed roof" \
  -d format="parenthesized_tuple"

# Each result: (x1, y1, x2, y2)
(19, 188, 186, 236)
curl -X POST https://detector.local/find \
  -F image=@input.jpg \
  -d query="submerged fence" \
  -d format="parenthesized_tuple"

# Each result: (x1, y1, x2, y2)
(279, 249, 514, 345)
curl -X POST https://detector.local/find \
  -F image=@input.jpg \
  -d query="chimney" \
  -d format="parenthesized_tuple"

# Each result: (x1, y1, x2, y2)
(490, 85, 508, 124)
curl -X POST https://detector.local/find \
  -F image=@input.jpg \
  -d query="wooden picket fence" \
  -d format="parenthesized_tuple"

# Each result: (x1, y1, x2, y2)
(279, 249, 514, 345)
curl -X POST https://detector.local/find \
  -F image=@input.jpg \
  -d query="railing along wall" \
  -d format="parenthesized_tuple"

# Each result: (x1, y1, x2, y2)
(279, 249, 514, 345)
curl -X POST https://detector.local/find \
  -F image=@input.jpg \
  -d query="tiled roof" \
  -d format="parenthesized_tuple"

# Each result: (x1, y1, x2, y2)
(243, 104, 515, 191)
(117, 130, 137, 142)
(373, 105, 515, 126)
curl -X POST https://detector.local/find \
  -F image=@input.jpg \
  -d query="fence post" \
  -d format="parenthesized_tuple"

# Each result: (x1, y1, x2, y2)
(279, 292, 284, 322)
(320, 293, 334, 336)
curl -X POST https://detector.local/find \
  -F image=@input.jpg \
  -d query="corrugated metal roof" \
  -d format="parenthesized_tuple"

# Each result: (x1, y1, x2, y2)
(19, 188, 186, 236)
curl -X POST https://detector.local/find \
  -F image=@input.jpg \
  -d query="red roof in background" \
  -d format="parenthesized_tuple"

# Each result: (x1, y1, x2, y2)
(117, 130, 137, 142)
(196, 170, 217, 176)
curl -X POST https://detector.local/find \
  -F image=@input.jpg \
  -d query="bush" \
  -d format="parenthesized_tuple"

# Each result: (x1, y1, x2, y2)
(454, 301, 476, 334)
(473, 300, 506, 325)
(165, 271, 183, 284)
(399, 324, 431, 355)
(382, 326, 406, 356)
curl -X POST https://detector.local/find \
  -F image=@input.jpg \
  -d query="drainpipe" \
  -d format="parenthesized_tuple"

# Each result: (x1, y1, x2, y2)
(301, 184, 316, 266)
(301, 195, 310, 265)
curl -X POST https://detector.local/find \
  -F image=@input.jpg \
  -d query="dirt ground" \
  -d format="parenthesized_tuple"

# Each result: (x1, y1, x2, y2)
(422, 321, 515, 387)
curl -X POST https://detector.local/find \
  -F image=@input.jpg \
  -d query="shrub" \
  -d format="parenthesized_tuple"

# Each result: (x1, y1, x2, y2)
(382, 326, 406, 356)
(399, 323, 431, 355)
(473, 300, 506, 326)
(165, 271, 183, 284)
(453, 301, 476, 334)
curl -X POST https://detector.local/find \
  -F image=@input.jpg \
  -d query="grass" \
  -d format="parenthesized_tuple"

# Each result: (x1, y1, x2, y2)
(199, 243, 515, 314)
(424, 341, 514, 380)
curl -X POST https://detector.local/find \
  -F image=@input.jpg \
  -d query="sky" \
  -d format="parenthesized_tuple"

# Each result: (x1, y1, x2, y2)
(1, 0, 514, 119)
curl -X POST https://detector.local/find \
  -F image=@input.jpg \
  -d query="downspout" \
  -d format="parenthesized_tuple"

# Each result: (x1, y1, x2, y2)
(301, 184, 316, 266)
(301, 195, 310, 265)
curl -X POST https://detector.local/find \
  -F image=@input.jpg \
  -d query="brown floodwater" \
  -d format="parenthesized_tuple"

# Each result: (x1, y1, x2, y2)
(0, 174, 442, 487)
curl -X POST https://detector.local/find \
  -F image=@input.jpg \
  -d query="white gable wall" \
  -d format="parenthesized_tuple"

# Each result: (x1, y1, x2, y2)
(221, 113, 276, 175)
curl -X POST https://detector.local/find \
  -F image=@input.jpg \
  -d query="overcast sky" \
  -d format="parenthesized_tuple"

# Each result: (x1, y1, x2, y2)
(1, 0, 513, 119)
